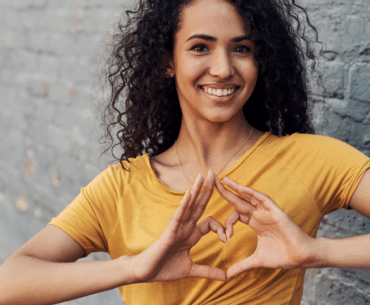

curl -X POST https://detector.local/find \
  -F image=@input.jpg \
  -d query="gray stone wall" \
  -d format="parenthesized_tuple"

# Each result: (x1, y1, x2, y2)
(301, 0, 370, 304)
(0, 0, 369, 304)
(0, 0, 127, 304)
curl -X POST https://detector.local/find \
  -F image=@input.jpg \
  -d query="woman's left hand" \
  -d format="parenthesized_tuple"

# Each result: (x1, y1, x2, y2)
(215, 176, 317, 279)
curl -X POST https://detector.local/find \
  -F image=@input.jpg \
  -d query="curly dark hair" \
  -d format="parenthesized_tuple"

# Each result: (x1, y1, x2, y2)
(101, 0, 322, 169)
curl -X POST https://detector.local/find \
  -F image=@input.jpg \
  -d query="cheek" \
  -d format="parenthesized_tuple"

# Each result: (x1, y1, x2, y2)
(243, 61, 259, 82)
(176, 56, 208, 80)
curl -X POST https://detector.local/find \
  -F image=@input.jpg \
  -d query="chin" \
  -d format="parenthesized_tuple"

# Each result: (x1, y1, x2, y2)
(203, 113, 239, 124)
(205, 107, 245, 123)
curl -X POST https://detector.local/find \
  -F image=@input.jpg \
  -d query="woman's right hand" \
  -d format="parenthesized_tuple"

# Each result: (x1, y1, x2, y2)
(124, 171, 227, 283)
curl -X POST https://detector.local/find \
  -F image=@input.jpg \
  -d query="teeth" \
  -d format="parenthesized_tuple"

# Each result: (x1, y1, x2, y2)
(203, 87, 236, 97)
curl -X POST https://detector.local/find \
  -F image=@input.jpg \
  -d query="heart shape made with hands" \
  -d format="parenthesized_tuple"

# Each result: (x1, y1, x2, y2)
(190, 175, 313, 279)
(147, 172, 312, 283)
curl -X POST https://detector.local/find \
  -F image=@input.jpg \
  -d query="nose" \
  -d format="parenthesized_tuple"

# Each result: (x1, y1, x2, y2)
(209, 50, 235, 79)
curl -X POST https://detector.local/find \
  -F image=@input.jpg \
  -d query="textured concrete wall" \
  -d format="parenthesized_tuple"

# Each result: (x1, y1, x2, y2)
(0, 0, 369, 304)
(301, 0, 370, 304)
(0, 0, 127, 304)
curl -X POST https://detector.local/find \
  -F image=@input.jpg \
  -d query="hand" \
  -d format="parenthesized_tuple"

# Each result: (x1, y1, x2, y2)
(215, 176, 316, 279)
(126, 171, 227, 283)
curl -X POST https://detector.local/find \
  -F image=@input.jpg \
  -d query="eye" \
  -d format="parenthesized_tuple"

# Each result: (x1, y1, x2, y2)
(234, 45, 251, 54)
(191, 44, 209, 53)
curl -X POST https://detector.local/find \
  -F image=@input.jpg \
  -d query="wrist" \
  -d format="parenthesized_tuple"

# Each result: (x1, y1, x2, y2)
(302, 237, 328, 269)
(114, 255, 138, 286)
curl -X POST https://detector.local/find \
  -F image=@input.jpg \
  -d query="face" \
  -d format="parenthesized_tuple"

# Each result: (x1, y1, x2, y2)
(168, 0, 259, 124)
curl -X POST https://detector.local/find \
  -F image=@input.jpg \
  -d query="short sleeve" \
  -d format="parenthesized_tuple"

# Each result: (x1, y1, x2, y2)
(324, 141, 370, 213)
(288, 134, 370, 215)
(48, 165, 122, 256)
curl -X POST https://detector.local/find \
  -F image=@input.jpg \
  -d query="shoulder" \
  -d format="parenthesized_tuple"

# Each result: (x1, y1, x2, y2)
(106, 154, 151, 176)
(257, 133, 370, 213)
(85, 154, 151, 197)
(259, 133, 368, 163)
(257, 132, 370, 189)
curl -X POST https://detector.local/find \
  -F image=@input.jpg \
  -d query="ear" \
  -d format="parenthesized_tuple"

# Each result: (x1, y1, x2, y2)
(166, 60, 175, 78)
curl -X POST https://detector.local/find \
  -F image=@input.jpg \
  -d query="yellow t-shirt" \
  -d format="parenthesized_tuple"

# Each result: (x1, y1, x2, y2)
(49, 132, 370, 304)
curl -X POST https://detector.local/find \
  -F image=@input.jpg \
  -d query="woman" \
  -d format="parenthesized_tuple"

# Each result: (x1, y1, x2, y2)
(1, 0, 369, 304)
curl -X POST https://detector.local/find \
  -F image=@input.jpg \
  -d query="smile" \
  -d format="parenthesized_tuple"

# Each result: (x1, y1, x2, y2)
(202, 87, 237, 97)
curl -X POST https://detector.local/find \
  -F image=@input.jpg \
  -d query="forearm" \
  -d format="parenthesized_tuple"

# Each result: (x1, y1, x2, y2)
(0, 254, 132, 305)
(306, 235, 370, 269)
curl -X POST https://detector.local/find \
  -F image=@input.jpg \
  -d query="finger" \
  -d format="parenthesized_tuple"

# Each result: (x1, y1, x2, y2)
(226, 256, 261, 279)
(191, 173, 205, 195)
(189, 264, 227, 281)
(197, 216, 227, 242)
(182, 174, 204, 222)
(223, 177, 268, 208)
(171, 190, 192, 229)
(177, 189, 195, 224)
(215, 176, 255, 214)
(224, 209, 240, 240)
(190, 170, 215, 222)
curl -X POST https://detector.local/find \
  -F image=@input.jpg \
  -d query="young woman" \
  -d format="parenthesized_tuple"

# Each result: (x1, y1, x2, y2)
(1, 0, 369, 304)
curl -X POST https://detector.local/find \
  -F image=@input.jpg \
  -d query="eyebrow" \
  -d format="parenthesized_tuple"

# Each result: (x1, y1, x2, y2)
(185, 34, 251, 43)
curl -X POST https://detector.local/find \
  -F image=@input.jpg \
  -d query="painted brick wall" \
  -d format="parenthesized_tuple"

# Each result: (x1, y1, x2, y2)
(0, 1, 126, 304)
(301, 0, 370, 304)
(0, 0, 369, 304)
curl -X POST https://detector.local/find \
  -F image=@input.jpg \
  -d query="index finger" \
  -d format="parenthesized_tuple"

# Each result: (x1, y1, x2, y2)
(222, 177, 266, 207)
(215, 176, 255, 214)
(189, 170, 216, 223)
(181, 173, 204, 222)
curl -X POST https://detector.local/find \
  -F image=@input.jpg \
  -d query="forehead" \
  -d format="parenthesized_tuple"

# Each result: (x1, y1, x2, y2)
(177, 0, 249, 39)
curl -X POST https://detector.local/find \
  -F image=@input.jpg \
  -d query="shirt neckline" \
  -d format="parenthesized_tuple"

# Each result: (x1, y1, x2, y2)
(144, 131, 272, 195)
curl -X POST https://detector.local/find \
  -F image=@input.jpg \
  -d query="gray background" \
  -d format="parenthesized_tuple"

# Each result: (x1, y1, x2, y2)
(0, 0, 369, 304)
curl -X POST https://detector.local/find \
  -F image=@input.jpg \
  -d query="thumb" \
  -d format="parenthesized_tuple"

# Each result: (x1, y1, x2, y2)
(224, 209, 240, 240)
(226, 255, 262, 279)
(197, 216, 227, 243)
(189, 263, 227, 281)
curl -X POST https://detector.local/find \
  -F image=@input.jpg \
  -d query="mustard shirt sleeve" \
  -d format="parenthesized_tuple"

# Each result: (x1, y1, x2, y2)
(287, 134, 370, 215)
(48, 165, 122, 256)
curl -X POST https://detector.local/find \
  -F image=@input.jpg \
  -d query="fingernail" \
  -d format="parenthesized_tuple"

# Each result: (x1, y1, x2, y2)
(195, 173, 203, 183)
(207, 169, 214, 179)
(223, 176, 234, 184)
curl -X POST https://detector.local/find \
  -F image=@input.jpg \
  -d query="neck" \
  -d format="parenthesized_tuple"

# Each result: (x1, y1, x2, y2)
(175, 111, 254, 180)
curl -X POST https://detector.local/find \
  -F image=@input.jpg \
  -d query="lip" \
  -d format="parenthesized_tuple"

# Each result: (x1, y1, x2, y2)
(200, 84, 240, 90)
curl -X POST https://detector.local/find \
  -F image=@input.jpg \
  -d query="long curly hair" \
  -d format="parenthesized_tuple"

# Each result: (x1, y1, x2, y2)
(101, 0, 322, 169)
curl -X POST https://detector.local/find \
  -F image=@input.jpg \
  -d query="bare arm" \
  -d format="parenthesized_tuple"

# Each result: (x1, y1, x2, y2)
(0, 172, 226, 305)
(0, 225, 133, 305)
